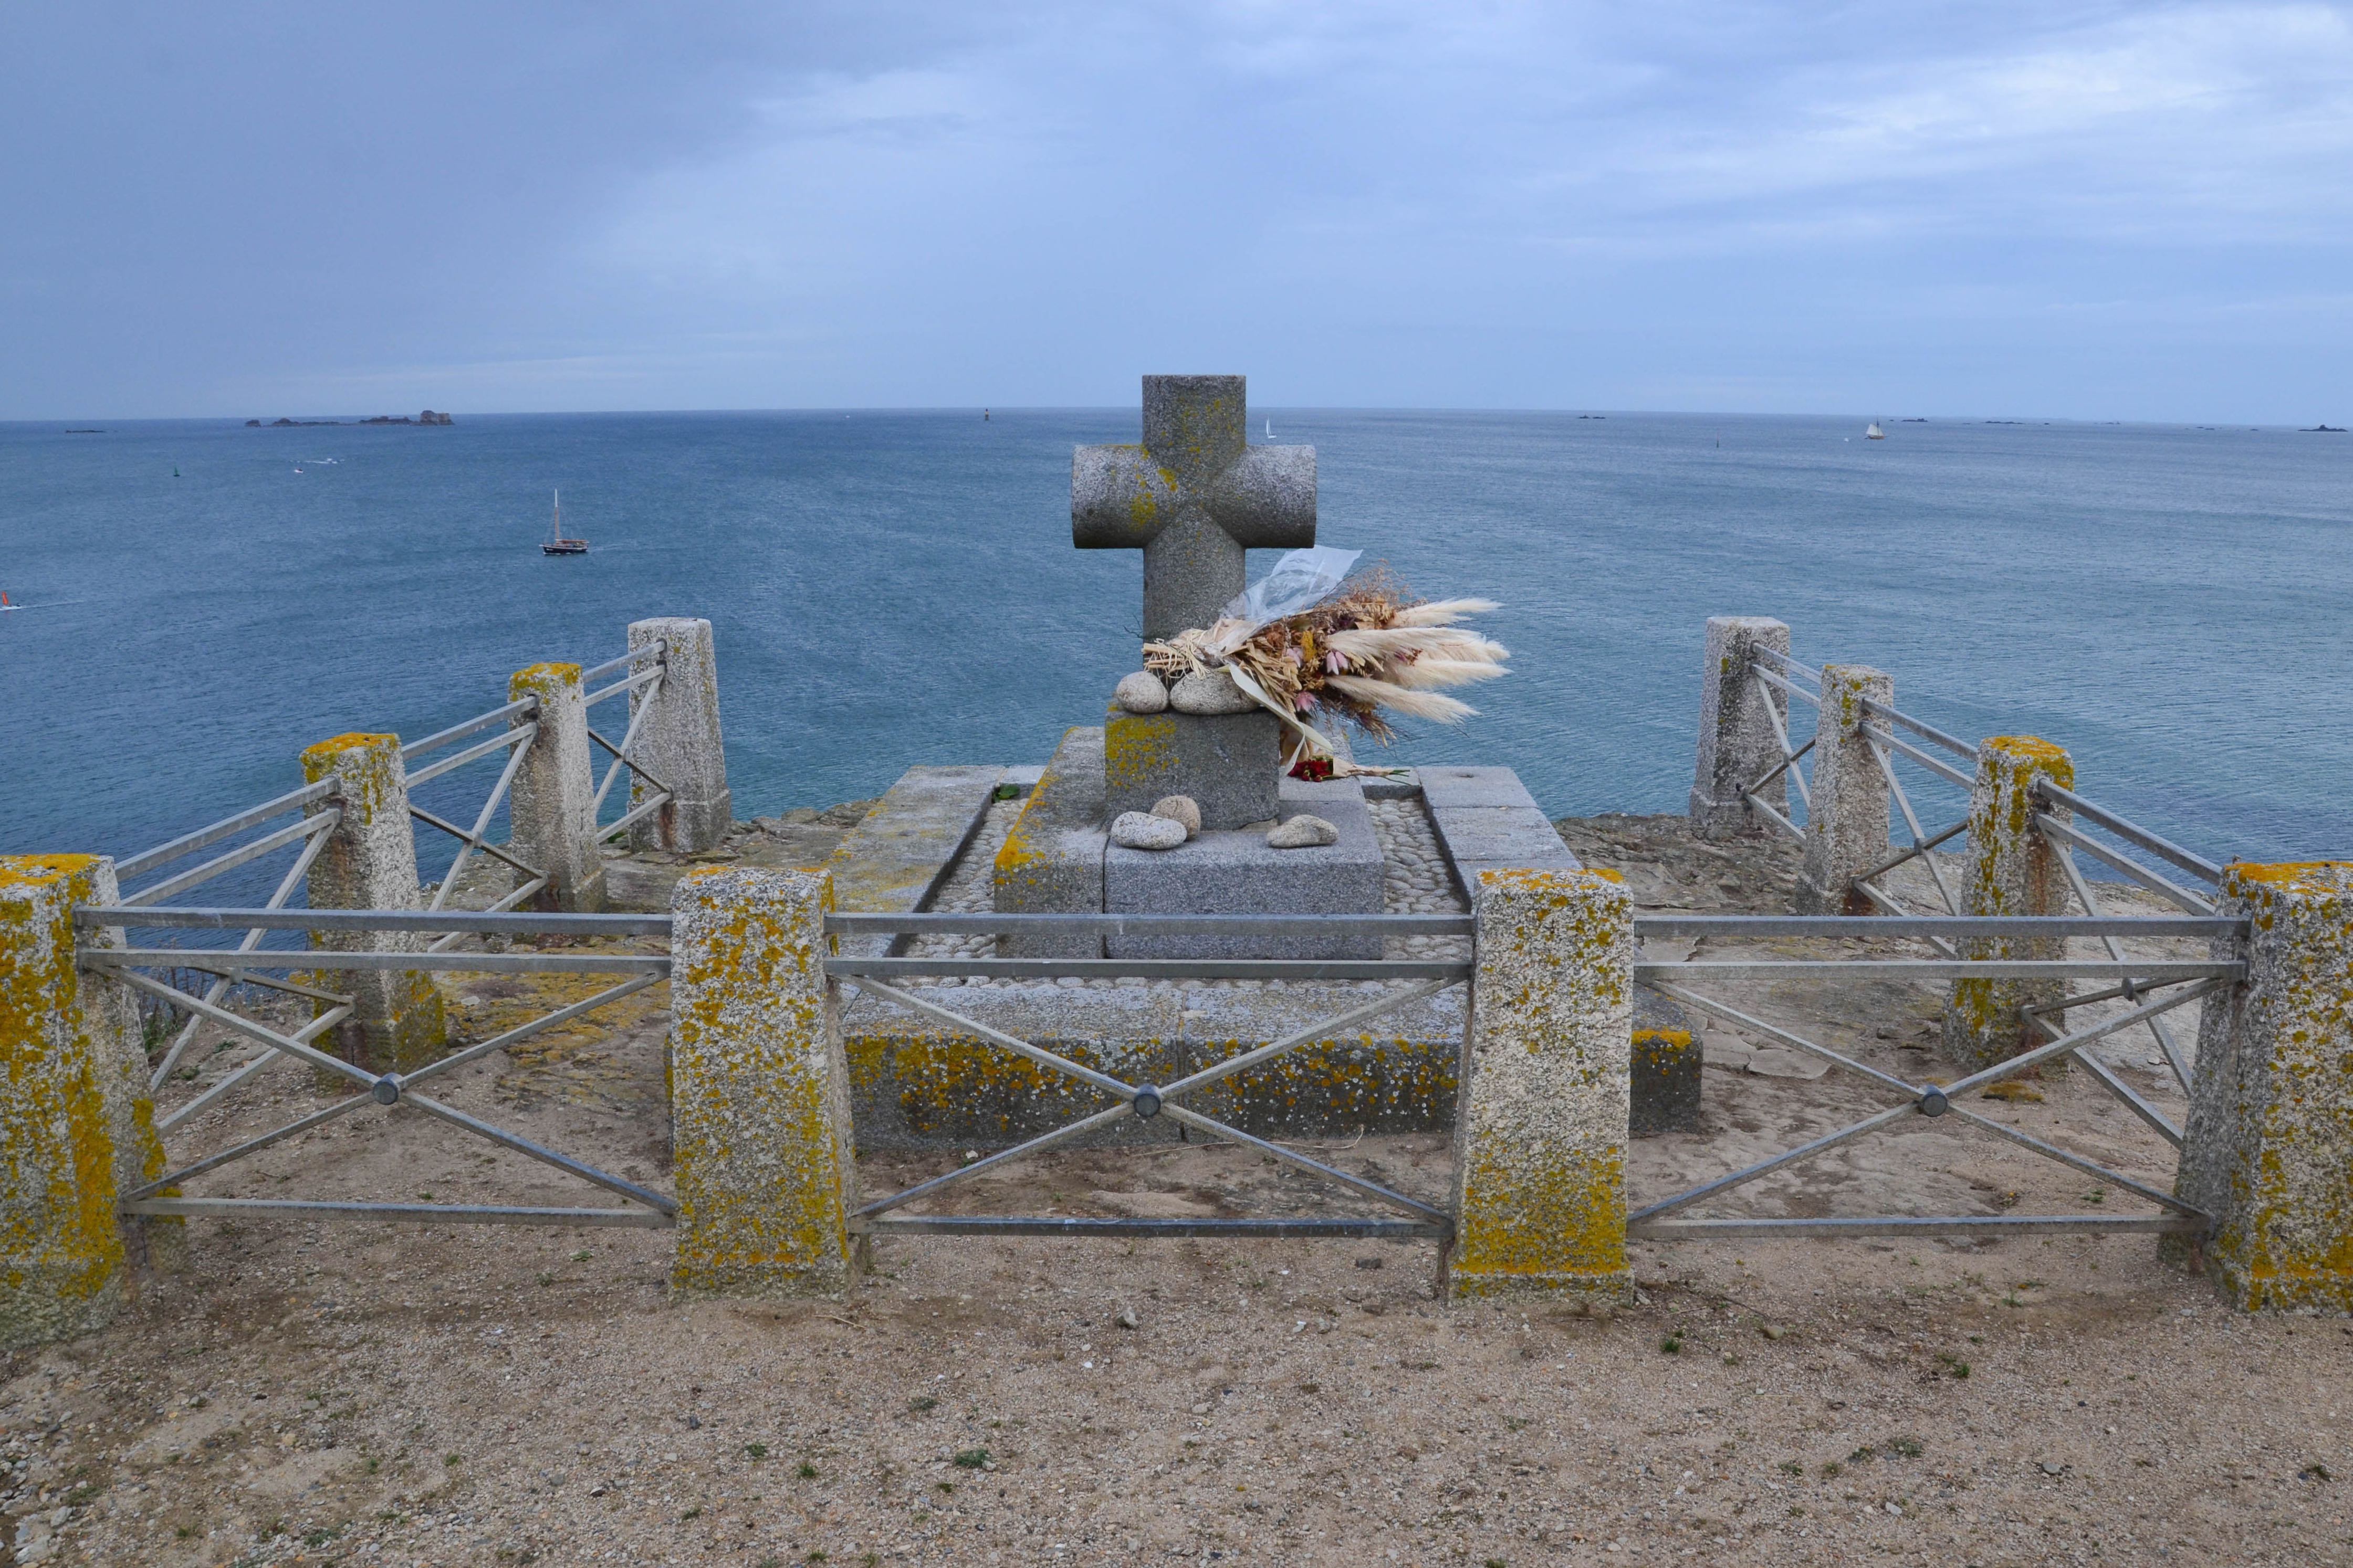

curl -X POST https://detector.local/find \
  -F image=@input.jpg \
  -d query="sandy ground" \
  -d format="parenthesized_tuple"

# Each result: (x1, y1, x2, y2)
(8, 814, 2349, 1568)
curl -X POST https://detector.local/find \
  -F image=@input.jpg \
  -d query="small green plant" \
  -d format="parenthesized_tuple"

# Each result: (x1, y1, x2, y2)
(264, 1516, 288, 1538)
(1819, 1461, 1842, 1479)
(1936, 1354, 1971, 1380)
(1777, 1460, 1803, 1477)
(1485, 1559, 1506, 1568)
(536, 1270, 555, 1287)
(1504, 1416, 1530, 1432)
(908, 1395, 937, 1413)
(1659, 1333, 1683, 1355)
(304, 1525, 341, 1546)
(680, 1507, 701, 1521)
(444, 1452, 462, 1467)
(796, 1461, 818, 1479)
(176, 1527, 196, 1540)
(1849, 1446, 1875, 1464)
(935, 1481, 955, 1493)
(1889, 1437, 1924, 1458)
(745, 1442, 768, 1460)
(363, 1455, 380, 1475)
(806, 1553, 829, 1565)
(953, 1448, 990, 1469)
(572, 1249, 593, 1262)
(2083, 1187, 2106, 1205)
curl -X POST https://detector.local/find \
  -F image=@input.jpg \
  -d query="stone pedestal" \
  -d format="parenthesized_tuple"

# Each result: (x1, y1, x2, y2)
(2172, 862, 2353, 1312)
(1103, 706, 1281, 829)
(670, 866, 856, 1298)
(626, 617, 732, 854)
(507, 660, 606, 912)
(1796, 663, 1894, 914)
(299, 732, 447, 1077)
(1, 855, 170, 1350)
(1941, 736, 2074, 1069)
(1105, 776, 1384, 959)
(1689, 616, 1792, 839)
(1448, 867, 1634, 1302)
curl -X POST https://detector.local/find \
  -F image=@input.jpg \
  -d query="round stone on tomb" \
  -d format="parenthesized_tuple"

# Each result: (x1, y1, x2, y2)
(1150, 795, 1200, 838)
(1111, 811, 1188, 851)
(1169, 668, 1254, 715)
(1113, 671, 1168, 713)
(1266, 814, 1339, 849)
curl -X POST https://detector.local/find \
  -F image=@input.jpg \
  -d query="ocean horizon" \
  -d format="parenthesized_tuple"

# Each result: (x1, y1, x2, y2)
(4, 406, 2346, 883)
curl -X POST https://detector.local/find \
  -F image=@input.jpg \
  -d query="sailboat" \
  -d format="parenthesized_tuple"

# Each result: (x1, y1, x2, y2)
(0, 591, 15, 612)
(541, 489, 588, 555)
(1265, 417, 1272, 439)
(1866, 421, 1886, 440)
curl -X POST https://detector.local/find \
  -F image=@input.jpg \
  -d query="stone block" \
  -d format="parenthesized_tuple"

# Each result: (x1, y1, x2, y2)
(1941, 735, 2074, 1068)
(506, 660, 606, 911)
(299, 732, 446, 1077)
(1103, 704, 1281, 830)
(822, 765, 1003, 959)
(626, 617, 733, 853)
(1448, 867, 1633, 1302)
(1630, 988, 1701, 1136)
(1, 856, 168, 1350)
(669, 866, 855, 1298)
(1418, 766, 1543, 811)
(1689, 616, 1793, 839)
(2172, 862, 2353, 1312)
(993, 728, 1107, 957)
(1105, 777, 1383, 960)
(1427, 796, 1581, 899)
(1796, 664, 1894, 914)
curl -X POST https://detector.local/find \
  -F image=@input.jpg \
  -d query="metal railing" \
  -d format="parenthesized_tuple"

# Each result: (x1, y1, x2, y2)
(1628, 912, 2235, 1241)
(583, 641, 672, 844)
(824, 912, 1466, 1243)
(77, 908, 673, 1228)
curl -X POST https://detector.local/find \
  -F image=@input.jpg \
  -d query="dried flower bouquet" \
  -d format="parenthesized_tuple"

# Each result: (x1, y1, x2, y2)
(1141, 570, 1509, 770)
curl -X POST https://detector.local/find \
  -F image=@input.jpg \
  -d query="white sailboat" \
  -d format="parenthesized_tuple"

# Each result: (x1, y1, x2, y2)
(1265, 417, 1272, 439)
(1866, 421, 1885, 440)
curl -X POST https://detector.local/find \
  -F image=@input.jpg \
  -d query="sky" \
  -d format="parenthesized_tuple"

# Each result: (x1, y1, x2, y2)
(4, 3, 2349, 422)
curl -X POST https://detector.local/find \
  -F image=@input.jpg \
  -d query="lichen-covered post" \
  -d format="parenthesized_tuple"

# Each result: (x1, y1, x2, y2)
(626, 617, 733, 853)
(1447, 868, 1633, 1303)
(1, 856, 169, 1349)
(1796, 664, 1894, 914)
(670, 866, 856, 1296)
(2171, 862, 2353, 1312)
(1940, 736, 2074, 1068)
(507, 661, 606, 912)
(1688, 616, 1792, 840)
(300, 733, 447, 1076)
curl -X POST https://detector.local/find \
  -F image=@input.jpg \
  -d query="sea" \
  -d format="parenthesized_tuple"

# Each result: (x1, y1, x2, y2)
(3, 409, 2347, 892)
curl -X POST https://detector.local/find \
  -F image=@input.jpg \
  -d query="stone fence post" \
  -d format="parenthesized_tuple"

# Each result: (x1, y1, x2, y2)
(300, 733, 447, 1077)
(507, 661, 606, 912)
(1688, 617, 1791, 840)
(1448, 867, 1633, 1303)
(670, 866, 856, 1297)
(1796, 664, 1894, 914)
(1940, 736, 2073, 1068)
(1, 856, 169, 1349)
(627, 618, 732, 854)
(2172, 862, 2353, 1313)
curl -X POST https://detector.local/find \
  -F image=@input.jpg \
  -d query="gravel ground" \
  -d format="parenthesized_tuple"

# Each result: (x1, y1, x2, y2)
(9, 809, 2348, 1568)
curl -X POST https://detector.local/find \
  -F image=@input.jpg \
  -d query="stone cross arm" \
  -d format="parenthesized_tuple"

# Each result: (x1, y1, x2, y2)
(1069, 443, 1317, 553)
(1070, 374, 1317, 640)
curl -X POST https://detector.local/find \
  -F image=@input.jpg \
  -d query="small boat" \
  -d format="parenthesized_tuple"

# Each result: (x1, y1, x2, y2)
(1866, 422, 1885, 439)
(0, 591, 15, 612)
(1265, 417, 1272, 439)
(542, 489, 588, 555)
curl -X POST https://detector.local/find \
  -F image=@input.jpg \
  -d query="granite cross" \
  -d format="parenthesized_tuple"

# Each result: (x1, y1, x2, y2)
(1071, 375, 1317, 641)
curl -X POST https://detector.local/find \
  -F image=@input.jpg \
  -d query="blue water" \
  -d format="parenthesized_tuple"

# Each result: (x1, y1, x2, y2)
(4, 410, 2348, 882)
